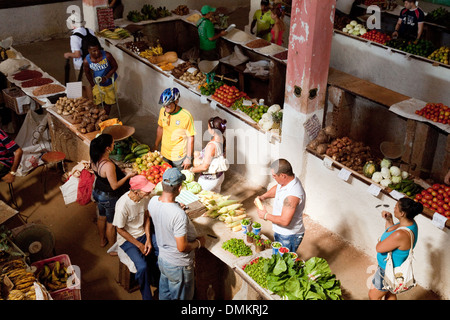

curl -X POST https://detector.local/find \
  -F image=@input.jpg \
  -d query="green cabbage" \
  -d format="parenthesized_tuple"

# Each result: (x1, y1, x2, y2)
(181, 170, 195, 183)
(186, 181, 202, 194)
(380, 158, 392, 168)
(155, 182, 163, 195)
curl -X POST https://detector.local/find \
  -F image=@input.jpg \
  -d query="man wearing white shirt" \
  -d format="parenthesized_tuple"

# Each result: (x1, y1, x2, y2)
(63, 17, 96, 81)
(256, 159, 306, 253)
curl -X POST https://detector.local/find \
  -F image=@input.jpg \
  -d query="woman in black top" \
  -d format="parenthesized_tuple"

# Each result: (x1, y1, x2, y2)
(90, 134, 135, 252)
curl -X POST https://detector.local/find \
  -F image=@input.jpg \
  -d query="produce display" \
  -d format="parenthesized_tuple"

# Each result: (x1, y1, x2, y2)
(1, 259, 38, 300)
(198, 80, 224, 96)
(21, 77, 53, 88)
(32, 84, 65, 96)
(272, 50, 288, 60)
(245, 39, 271, 49)
(231, 98, 269, 123)
(308, 128, 375, 175)
(124, 41, 149, 54)
(211, 84, 247, 108)
(415, 184, 450, 217)
(178, 69, 207, 86)
(258, 104, 283, 131)
(54, 96, 91, 116)
(342, 20, 367, 36)
(172, 4, 189, 16)
(58, 96, 109, 133)
(172, 61, 195, 79)
(109, 136, 140, 162)
(139, 41, 163, 58)
(36, 260, 71, 292)
(385, 39, 435, 57)
(415, 102, 450, 125)
(222, 238, 253, 257)
(242, 256, 269, 288)
(97, 28, 130, 40)
(424, 7, 450, 29)
(334, 13, 352, 31)
(360, 30, 391, 44)
(199, 190, 247, 231)
(12, 70, 42, 81)
(428, 46, 449, 65)
(262, 254, 342, 300)
(127, 5, 171, 22)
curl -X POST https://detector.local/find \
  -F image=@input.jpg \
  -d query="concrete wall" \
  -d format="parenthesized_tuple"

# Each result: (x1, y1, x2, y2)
(304, 152, 450, 299)
(0, 1, 82, 45)
(330, 33, 450, 106)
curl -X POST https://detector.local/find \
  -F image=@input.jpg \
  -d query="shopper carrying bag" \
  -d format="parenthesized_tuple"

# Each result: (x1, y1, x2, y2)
(382, 227, 416, 294)
(369, 197, 422, 300)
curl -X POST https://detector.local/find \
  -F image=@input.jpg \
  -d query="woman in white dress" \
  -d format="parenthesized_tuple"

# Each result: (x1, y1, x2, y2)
(190, 117, 227, 193)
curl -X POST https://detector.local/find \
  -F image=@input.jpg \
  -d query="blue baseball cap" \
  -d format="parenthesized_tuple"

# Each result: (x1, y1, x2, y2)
(162, 168, 186, 186)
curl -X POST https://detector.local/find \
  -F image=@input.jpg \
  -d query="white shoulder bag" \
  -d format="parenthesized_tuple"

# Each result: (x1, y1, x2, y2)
(207, 141, 229, 174)
(382, 227, 416, 294)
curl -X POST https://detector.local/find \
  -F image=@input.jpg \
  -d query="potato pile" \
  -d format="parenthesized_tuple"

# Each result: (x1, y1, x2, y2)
(307, 126, 375, 173)
(55, 97, 91, 116)
(54, 97, 109, 133)
(73, 106, 109, 134)
(179, 69, 206, 86)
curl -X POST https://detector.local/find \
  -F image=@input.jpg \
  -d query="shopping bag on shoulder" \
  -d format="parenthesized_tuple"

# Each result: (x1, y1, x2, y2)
(382, 227, 416, 294)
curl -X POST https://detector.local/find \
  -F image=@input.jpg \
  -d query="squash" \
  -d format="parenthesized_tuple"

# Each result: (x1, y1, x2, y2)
(363, 161, 377, 178)
(148, 51, 178, 65)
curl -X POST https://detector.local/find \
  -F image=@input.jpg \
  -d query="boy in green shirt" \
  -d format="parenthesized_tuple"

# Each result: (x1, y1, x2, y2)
(197, 5, 227, 60)
(251, 0, 274, 42)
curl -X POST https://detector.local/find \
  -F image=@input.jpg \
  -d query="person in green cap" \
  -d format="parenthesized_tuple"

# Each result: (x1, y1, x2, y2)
(197, 5, 228, 60)
(250, 0, 274, 42)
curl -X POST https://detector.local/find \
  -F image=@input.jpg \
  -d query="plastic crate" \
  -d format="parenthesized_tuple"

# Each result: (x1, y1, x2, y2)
(2, 87, 31, 115)
(31, 254, 81, 300)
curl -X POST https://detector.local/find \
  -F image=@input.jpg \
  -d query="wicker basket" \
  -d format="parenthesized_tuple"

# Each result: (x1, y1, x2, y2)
(2, 87, 31, 115)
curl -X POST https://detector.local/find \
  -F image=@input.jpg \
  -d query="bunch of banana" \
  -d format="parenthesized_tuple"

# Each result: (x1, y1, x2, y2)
(123, 143, 150, 163)
(7, 289, 25, 300)
(98, 28, 130, 40)
(139, 43, 163, 59)
(1, 259, 26, 275)
(37, 261, 70, 292)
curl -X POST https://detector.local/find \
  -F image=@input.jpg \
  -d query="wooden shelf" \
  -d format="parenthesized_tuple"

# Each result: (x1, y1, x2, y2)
(305, 147, 450, 229)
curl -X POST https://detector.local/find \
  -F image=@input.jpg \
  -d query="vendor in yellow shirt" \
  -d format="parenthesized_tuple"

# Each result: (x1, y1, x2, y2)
(153, 88, 195, 170)
(250, 0, 275, 42)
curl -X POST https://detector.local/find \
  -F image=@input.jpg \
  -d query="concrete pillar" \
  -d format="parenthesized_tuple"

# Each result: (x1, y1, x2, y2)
(280, 0, 336, 176)
(82, 0, 108, 31)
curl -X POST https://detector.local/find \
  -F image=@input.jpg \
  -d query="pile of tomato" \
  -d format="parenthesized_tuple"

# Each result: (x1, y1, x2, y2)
(415, 183, 450, 217)
(211, 84, 248, 108)
(360, 30, 391, 44)
(140, 163, 172, 184)
(415, 103, 450, 125)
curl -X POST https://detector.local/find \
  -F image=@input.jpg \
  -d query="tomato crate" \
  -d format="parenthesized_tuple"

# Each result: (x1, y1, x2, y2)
(31, 254, 81, 300)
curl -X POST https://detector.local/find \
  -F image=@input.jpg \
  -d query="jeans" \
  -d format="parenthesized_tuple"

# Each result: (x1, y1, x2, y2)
(274, 232, 304, 253)
(92, 189, 119, 223)
(120, 234, 160, 300)
(158, 257, 195, 300)
(372, 266, 388, 292)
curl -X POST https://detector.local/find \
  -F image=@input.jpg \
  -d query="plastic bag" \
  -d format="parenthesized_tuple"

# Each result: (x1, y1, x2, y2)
(60, 175, 79, 205)
(76, 169, 95, 205)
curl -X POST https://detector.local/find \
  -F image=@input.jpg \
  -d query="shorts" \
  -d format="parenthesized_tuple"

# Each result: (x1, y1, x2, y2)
(162, 156, 186, 171)
(372, 266, 388, 292)
(92, 189, 119, 223)
(93, 82, 117, 106)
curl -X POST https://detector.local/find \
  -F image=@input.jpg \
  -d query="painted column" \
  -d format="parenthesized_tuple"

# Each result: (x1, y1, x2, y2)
(82, 0, 108, 31)
(280, 0, 336, 176)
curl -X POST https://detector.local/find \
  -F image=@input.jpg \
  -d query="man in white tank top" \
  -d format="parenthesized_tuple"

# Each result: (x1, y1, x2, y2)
(256, 159, 306, 253)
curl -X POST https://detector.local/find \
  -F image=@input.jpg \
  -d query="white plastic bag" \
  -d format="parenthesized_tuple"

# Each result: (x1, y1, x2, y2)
(59, 175, 79, 205)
